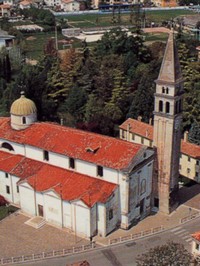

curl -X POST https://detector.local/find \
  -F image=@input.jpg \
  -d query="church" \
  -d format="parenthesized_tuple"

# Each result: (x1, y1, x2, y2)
(0, 32, 192, 238)
(0, 93, 154, 238)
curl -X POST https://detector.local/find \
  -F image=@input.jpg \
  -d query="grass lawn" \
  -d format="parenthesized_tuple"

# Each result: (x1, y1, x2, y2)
(144, 32, 169, 42)
(0, 205, 18, 221)
(24, 31, 64, 60)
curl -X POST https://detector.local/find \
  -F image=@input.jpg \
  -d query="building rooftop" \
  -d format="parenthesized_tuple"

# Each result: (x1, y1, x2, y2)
(156, 32, 183, 85)
(25, 164, 117, 207)
(192, 231, 200, 242)
(119, 118, 153, 140)
(10, 92, 37, 116)
(0, 150, 117, 207)
(119, 118, 200, 159)
(0, 118, 143, 170)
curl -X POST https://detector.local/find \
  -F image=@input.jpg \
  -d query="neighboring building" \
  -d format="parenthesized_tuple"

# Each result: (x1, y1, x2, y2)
(0, 29, 15, 48)
(44, 0, 61, 7)
(119, 119, 200, 184)
(19, 0, 32, 9)
(192, 231, 200, 256)
(152, 0, 178, 7)
(0, 4, 11, 17)
(0, 92, 154, 238)
(61, 0, 80, 11)
(3, 0, 14, 5)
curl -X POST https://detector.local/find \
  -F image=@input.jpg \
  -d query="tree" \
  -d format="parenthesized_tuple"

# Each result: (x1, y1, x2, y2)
(136, 241, 195, 266)
(188, 120, 200, 145)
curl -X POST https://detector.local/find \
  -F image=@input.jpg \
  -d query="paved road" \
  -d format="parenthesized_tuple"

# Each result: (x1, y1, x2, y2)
(22, 217, 200, 266)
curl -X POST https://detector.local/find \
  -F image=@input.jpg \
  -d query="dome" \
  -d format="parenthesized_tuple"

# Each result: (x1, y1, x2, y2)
(10, 92, 37, 116)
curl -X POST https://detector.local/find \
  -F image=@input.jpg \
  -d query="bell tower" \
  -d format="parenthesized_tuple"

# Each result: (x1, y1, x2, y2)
(153, 32, 184, 214)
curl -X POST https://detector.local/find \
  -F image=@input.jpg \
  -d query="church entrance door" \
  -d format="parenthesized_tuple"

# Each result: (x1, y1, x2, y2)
(38, 204, 44, 217)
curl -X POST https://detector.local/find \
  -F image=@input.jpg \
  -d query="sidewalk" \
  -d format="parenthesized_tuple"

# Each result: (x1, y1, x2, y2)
(94, 184, 200, 246)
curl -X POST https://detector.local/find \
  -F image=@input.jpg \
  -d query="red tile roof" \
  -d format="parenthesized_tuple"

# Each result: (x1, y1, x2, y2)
(181, 141, 200, 159)
(10, 158, 44, 179)
(0, 118, 142, 170)
(192, 231, 200, 242)
(0, 151, 23, 173)
(0, 151, 44, 178)
(119, 118, 153, 140)
(0, 4, 11, 8)
(25, 164, 117, 207)
(119, 118, 200, 159)
(0, 150, 117, 207)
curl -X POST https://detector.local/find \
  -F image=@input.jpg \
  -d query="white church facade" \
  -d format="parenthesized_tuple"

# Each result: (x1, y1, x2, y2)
(0, 94, 154, 238)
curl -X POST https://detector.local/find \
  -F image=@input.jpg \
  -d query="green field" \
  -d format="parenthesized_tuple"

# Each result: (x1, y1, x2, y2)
(57, 9, 194, 28)
(24, 31, 64, 59)
(23, 9, 195, 59)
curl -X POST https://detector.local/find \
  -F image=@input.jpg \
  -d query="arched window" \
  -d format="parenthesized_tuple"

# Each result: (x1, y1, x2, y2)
(162, 87, 165, 93)
(166, 102, 170, 114)
(159, 101, 163, 112)
(166, 87, 169, 94)
(1, 142, 14, 151)
(140, 179, 146, 195)
(22, 117, 26, 124)
(175, 101, 178, 114)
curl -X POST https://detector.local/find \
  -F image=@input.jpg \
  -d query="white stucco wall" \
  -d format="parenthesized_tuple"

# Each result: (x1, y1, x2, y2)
(19, 183, 35, 216)
(72, 200, 91, 237)
(0, 139, 25, 155)
(179, 153, 197, 181)
(97, 203, 106, 237)
(63, 201, 71, 229)
(11, 175, 20, 205)
(44, 191, 62, 226)
(0, 171, 13, 202)
(119, 129, 152, 147)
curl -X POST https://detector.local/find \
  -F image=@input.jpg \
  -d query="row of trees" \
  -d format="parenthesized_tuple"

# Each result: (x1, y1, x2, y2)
(0, 28, 200, 141)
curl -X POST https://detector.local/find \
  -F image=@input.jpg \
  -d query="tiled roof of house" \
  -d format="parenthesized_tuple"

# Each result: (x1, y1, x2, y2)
(119, 118, 200, 159)
(23, 164, 117, 207)
(0, 118, 143, 170)
(181, 140, 200, 159)
(119, 118, 153, 140)
(192, 231, 200, 242)
(20, 0, 31, 5)
(62, 0, 75, 3)
(0, 4, 11, 8)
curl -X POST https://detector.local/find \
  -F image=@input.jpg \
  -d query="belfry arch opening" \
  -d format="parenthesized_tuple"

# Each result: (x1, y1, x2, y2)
(159, 101, 163, 112)
(1, 142, 14, 152)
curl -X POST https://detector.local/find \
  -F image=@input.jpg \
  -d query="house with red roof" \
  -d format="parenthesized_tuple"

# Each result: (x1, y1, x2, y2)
(0, 92, 154, 238)
(192, 231, 200, 256)
(61, 0, 80, 12)
(119, 118, 200, 183)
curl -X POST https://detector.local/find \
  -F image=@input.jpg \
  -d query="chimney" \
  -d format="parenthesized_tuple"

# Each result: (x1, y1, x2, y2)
(184, 131, 188, 142)
(60, 118, 64, 126)
(137, 116, 142, 122)
(149, 118, 152, 125)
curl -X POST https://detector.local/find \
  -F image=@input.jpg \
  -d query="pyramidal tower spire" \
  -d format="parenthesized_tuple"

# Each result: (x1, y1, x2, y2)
(153, 32, 184, 214)
(157, 31, 183, 85)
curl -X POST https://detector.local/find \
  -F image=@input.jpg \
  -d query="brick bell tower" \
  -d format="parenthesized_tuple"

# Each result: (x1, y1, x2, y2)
(153, 32, 184, 214)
